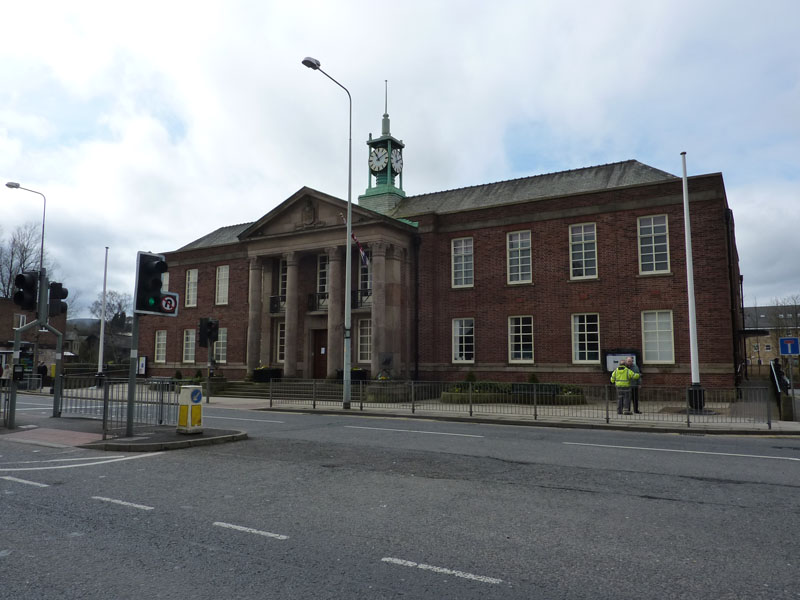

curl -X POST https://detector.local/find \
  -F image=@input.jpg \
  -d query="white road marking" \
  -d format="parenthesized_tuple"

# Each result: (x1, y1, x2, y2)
(381, 557, 502, 584)
(92, 496, 154, 511)
(1, 476, 49, 487)
(564, 442, 800, 461)
(14, 408, 52, 411)
(212, 521, 289, 540)
(345, 426, 484, 438)
(0, 453, 163, 472)
(205, 416, 284, 423)
(1, 456, 125, 465)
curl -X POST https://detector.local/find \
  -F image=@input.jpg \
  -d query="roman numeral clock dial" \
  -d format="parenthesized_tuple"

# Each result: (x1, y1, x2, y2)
(391, 148, 403, 173)
(369, 147, 389, 171)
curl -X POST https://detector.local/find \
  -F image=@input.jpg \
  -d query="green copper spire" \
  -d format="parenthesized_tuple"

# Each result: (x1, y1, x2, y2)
(382, 80, 390, 136)
(359, 80, 406, 215)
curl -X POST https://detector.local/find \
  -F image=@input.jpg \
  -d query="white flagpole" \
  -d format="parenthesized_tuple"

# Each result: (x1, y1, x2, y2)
(681, 153, 701, 386)
(98, 246, 109, 374)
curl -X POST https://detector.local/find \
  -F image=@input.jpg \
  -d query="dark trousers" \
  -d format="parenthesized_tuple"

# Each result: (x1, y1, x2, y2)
(631, 386, 640, 412)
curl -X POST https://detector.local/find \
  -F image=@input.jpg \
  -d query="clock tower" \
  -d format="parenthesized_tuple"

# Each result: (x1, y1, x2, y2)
(358, 82, 405, 215)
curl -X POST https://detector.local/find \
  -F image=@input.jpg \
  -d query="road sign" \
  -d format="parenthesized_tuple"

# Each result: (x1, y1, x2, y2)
(779, 337, 800, 356)
(191, 388, 203, 404)
(160, 293, 178, 315)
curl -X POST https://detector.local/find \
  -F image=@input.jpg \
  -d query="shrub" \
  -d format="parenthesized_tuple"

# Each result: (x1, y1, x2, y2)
(174, 370, 183, 381)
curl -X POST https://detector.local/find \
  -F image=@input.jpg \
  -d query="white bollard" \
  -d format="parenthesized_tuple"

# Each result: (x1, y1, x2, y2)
(177, 385, 203, 434)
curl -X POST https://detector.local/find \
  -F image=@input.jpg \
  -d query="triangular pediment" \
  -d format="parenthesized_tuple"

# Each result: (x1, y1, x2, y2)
(239, 188, 342, 240)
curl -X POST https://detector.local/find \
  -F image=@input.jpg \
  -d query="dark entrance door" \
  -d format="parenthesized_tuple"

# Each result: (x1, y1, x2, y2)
(313, 330, 327, 379)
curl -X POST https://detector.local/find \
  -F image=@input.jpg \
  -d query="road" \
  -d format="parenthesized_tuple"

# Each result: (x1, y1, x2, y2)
(2, 397, 799, 599)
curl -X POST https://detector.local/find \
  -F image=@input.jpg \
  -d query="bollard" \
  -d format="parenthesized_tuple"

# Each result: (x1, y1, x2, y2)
(177, 385, 203, 434)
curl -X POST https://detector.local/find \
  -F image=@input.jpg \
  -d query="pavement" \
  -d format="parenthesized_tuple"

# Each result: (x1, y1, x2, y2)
(2, 393, 799, 452)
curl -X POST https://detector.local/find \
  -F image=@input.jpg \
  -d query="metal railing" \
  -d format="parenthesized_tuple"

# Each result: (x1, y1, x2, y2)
(59, 375, 184, 438)
(264, 380, 773, 428)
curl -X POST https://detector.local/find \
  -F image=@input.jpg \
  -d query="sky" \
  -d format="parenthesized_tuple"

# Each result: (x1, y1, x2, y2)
(1, 0, 798, 316)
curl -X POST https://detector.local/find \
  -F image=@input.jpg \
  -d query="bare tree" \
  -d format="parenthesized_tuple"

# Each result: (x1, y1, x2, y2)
(0, 222, 58, 298)
(89, 290, 133, 334)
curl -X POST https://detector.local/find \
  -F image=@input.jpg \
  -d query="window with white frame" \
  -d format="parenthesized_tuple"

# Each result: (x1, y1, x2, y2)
(155, 330, 167, 363)
(358, 318, 372, 363)
(185, 269, 198, 307)
(570, 223, 597, 279)
(317, 254, 328, 307)
(753, 343, 760, 352)
(508, 316, 534, 363)
(13, 314, 26, 329)
(765, 344, 772, 352)
(215, 265, 229, 305)
(452, 318, 475, 363)
(642, 310, 674, 363)
(572, 313, 600, 363)
(279, 259, 287, 307)
(359, 249, 372, 304)
(507, 231, 532, 284)
(213, 327, 228, 364)
(452, 237, 474, 288)
(161, 272, 169, 292)
(638, 215, 670, 274)
(183, 329, 196, 363)
(276, 322, 286, 363)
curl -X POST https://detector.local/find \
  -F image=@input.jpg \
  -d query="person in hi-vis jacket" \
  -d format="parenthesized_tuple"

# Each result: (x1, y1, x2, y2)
(611, 360, 640, 415)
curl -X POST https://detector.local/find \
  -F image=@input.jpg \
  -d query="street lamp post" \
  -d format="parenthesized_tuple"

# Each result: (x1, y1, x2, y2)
(6, 181, 47, 369)
(302, 56, 353, 409)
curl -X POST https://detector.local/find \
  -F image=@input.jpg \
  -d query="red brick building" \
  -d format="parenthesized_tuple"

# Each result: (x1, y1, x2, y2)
(138, 114, 745, 388)
(1, 298, 68, 370)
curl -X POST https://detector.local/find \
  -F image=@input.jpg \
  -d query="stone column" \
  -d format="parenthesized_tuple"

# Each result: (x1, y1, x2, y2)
(246, 257, 263, 376)
(385, 246, 402, 376)
(326, 246, 344, 378)
(283, 252, 299, 377)
(370, 242, 387, 377)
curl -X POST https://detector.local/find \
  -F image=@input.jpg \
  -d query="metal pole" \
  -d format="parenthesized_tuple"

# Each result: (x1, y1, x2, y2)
(681, 153, 700, 384)
(126, 313, 140, 437)
(98, 246, 109, 374)
(302, 58, 352, 410)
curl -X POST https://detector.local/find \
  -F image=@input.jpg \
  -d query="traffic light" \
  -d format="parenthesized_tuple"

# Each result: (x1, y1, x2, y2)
(198, 318, 209, 347)
(13, 271, 39, 311)
(198, 318, 219, 348)
(48, 281, 69, 317)
(134, 252, 168, 315)
(208, 319, 219, 344)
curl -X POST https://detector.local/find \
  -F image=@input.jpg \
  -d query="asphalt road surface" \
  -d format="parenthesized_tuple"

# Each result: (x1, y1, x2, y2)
(2, 398, 799, 599)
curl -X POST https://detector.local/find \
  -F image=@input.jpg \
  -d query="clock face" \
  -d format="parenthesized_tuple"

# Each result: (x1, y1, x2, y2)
(391, 148, 403, 173)
(369, 147, 389, 172)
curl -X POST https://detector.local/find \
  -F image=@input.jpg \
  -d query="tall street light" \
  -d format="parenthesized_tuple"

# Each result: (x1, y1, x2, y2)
(6, 182, 46, 276)
(302, 56, 353, 409)
(6, 181, 48, 369)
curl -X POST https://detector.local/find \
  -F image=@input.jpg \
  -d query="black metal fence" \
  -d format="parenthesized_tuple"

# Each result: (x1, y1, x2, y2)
(59, 375, 185, 438)
(265, 380, 773, 428)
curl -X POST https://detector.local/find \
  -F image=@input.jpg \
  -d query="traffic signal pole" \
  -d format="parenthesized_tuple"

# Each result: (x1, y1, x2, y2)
(5, 269, 66, 428)
(126, 313, 140, 437)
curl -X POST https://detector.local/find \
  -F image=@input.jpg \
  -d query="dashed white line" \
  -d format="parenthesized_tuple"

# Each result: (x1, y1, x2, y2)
(1, 476, 49, 487)
(345, 426, 484, 438)
(381, 557, 502, 584)
(213, 521, 289, 540)
(92, 496, 154, 511)
(563, 442, 800, 461)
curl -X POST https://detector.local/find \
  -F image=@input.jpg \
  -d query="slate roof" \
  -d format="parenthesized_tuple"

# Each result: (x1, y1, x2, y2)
(743, 306, 800, 329)
(177, 222, 253, 251)
(177, 160, 677, 251)
(391, 160, 677, 218)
